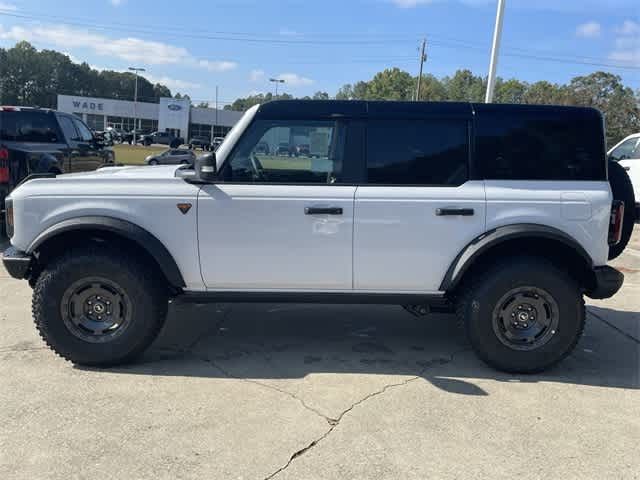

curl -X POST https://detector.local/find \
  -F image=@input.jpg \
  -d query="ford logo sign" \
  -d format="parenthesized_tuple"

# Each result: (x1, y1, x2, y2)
(167, 104, 182, 111)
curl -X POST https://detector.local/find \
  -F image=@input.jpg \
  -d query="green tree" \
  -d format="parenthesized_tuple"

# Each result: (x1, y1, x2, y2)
(494, 78, 528, 104)
(415, 74, 447, 101)
(312, 91, 330, 100)
(567, 72, 640, 145)
(365, 68, 414, 100)
(443, 69, 485, 102)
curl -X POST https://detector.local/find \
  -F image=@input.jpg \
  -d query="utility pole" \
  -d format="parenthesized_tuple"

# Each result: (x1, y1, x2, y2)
(415, 38, 427, 101)
(213, 85, 219, 144)
(128, 66, 146, 144)
(485, 0, 506, 103)
(269, 78, 285, 98)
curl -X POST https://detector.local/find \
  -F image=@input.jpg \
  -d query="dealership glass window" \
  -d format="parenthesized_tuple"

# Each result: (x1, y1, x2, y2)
(189, 123, 211, 139)
(223, 120, 345, 184)
(213, 125, 231, 138)
(139, 119, 158, 134)
(72, 112, 83, 119)
(106, 116, 136, 132)
(86, 114, 105, 132)
(366, 119, 469, 186)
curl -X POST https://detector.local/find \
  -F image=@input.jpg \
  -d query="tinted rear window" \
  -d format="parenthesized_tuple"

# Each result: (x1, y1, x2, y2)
(0, 111, 61, 143)
(475, 108, 606, 181)
(366, 119, 469, 185)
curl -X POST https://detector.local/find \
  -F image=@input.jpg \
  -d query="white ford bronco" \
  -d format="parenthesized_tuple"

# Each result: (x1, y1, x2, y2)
(2, 101, 635, 373)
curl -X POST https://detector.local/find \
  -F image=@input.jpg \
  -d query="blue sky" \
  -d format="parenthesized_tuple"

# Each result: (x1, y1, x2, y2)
(0, 0, 638, 106)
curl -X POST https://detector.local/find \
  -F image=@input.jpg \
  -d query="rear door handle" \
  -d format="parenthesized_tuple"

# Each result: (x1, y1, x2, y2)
(305, 207, 343, 215)
(436, 208, 475, 216)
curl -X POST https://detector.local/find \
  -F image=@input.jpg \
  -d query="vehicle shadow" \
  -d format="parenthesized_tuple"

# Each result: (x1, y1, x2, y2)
(97, 302, 640, 395)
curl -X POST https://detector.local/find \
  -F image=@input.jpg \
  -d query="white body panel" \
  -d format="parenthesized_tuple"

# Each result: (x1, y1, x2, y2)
(618, 159, 640, 202)
(8, 166, 206, 291)
(485, 181, 612, 266)
(353, 181, 486, 292)
(197, 184, 356, 290)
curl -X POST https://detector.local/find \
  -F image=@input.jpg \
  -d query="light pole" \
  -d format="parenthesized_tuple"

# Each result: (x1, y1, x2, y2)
(269, 78, 285, 99)
(484, 0, 505, 103)
(129, 67, 146, 144)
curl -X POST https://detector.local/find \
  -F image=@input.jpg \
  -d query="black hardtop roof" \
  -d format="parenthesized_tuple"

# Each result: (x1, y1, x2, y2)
(255, 99, 601, 120)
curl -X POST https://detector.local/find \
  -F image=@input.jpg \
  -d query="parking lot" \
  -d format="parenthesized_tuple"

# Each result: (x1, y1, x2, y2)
(1, 229, 639, 479)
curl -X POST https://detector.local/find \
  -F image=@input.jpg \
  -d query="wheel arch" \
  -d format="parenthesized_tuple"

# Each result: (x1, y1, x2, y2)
(27, 216, 185, 291)
(441, 224, 595, 293)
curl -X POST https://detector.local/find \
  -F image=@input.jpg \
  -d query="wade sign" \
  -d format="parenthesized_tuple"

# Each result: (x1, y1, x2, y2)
(72, 100, 104, 111)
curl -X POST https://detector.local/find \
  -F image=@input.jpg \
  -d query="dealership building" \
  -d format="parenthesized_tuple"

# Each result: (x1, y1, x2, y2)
(57, 94, 243, 140)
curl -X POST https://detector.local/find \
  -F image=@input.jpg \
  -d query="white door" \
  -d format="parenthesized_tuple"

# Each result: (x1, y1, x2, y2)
(198, 119, 356, 291)
(354, 118, 486, 292)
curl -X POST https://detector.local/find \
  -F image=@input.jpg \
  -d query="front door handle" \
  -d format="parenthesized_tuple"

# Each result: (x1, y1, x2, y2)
(436, 208, 475, 216)
(305, 206, 343, 215)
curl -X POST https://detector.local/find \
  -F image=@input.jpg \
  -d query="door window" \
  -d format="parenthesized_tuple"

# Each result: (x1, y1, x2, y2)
(223, 120, 346, 184)
(72, 118, 94, 142)
(610, 138, 640, 161)
(366, 119, 469, 185)
(58, 116, 80, 141)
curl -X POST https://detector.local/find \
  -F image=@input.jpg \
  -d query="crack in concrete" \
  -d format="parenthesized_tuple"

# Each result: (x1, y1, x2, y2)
(259, 347, 470, 480)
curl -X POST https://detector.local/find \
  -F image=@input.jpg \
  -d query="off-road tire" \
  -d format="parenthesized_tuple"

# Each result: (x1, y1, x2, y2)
(608, 161, 636, 260)
(456, 256, 585, 373)
(32, 248, 168, 366)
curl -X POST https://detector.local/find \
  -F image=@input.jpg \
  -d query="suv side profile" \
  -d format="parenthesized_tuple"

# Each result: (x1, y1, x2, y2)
(2, 101, 630, 373)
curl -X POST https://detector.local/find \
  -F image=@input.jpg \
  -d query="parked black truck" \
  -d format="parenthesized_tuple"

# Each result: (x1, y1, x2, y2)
(0, 106, 115, 234)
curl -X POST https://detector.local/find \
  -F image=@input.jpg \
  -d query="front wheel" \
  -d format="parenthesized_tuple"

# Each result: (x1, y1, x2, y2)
(32, 248, 168, 366)
(456, 257, 585, 373)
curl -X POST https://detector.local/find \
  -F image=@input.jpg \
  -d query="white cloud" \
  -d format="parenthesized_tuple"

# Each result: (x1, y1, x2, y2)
(196, 59, 237, 72)
(249, 69, 265, 82)
(576, 21, 601, 38)
(275, 73, 314, 87)
(609, 19, 640, 66)
(0, 2, 17, 11)
(109, 0, 124, 5)
(0, 23, 237, 71)
(145, 74, 202, 91)
(615, 20, 640, 36)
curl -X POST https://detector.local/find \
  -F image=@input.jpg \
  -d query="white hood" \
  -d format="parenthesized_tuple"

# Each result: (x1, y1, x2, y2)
(57, 165, 182, 180)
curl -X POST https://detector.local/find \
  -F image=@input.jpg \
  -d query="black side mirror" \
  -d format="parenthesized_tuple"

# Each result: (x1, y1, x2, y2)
(195, 152, 217, 182)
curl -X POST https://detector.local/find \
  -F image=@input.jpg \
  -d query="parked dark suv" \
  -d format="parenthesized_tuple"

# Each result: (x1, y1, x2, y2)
(0, 106, 115, 235)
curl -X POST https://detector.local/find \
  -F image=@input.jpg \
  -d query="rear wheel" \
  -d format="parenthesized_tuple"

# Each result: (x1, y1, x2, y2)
(456, 257, 585, 373)
(148, 159, 158, 166)
(609, 161, 636, 259)
(32, 248, 168, 366)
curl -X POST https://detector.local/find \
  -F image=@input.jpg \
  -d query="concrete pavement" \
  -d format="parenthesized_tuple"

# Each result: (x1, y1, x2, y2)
(1, 230, 639, 479)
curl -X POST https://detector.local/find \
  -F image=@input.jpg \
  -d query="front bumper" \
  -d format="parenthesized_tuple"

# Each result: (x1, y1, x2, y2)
(1, 246, 32, 280)
(586, 266, 624, 299)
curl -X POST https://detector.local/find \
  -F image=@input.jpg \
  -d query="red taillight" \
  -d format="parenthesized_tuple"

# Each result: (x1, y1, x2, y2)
(609, 200, 625, 245)
(0, 148, 9, 184)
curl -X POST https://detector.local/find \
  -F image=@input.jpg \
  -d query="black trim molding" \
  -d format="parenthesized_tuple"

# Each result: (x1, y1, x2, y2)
(28, 216, 186, 288)
(440, 223, 594, 291)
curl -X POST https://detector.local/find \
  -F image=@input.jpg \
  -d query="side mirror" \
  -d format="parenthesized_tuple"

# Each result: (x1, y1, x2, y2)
(195, 152, 217, 182)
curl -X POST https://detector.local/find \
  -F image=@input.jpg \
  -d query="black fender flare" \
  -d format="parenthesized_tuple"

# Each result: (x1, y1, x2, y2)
(439, 223, 594, 292)
(27, 216, 186, 289)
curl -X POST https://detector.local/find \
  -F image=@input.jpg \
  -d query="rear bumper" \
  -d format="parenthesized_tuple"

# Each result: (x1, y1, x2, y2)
(1, 246, 32, 280)
(586, 266, 624, 300)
